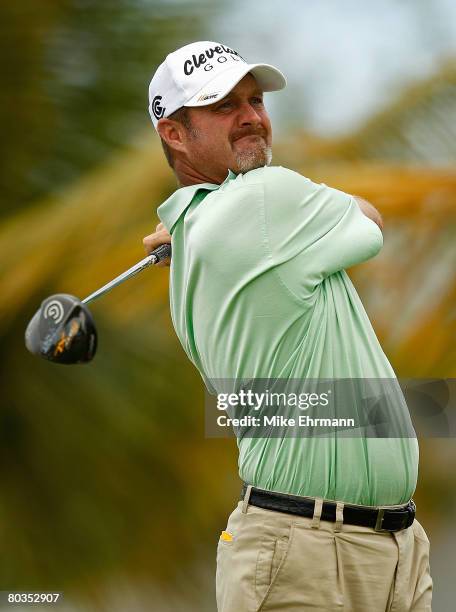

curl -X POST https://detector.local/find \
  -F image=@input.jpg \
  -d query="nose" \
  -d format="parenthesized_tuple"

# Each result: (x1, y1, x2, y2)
(238, 101, 262, 126)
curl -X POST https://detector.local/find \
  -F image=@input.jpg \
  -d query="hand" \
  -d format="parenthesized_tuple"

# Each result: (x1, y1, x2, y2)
(143, 222, 171, 267)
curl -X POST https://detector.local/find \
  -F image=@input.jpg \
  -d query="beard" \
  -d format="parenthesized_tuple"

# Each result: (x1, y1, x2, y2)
(182, 126, 273, 177)
(233, 137, 272, 173)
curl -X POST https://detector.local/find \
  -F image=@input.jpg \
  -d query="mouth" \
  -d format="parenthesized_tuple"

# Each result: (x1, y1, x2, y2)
(233, 134, 265, 144)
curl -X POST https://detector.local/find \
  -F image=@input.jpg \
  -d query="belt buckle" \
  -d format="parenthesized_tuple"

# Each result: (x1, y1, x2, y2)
(374, 508, 389, 532)
(374, 500, 416, 532)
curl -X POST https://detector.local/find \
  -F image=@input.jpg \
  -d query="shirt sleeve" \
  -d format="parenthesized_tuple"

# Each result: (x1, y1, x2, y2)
(261, 167, 383, 299)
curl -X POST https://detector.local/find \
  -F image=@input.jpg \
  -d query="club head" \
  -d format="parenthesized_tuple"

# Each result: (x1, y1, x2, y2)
(25, 294, 97, 364)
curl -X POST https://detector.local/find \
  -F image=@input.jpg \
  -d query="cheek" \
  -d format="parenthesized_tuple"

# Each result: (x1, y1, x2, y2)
(258, 110, 271, 130)
(186, 138, 226, 166)
(186, 119, 234, 159)
(200, 129, 233, 154)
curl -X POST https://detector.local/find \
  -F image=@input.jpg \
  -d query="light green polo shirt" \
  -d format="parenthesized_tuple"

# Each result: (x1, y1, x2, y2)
(157, 166, 418, 505)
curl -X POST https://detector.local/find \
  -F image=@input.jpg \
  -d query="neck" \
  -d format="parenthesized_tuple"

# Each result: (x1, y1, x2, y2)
(173, 158, 228, 187)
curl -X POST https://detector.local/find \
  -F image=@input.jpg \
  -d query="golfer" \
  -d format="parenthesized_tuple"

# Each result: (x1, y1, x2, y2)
(144, 41, 433, 611)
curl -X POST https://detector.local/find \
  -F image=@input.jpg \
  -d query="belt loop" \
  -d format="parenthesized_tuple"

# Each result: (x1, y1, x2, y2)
(334, 501, 344, 532)
(241, 485, 253, 514)
(311, 497, 324, 529)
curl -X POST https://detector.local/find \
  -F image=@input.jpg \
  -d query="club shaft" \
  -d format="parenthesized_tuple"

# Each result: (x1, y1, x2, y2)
(82, 243, 171, 305)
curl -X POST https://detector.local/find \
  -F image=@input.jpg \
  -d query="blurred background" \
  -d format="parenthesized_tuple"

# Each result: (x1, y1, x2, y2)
(0, 0, 455, 610)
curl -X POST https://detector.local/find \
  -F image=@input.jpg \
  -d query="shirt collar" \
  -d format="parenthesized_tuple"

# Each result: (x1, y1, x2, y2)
(157, 169, 238, 233)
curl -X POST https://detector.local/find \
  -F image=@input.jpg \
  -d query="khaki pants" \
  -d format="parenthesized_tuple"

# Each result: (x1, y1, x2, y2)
(216, 496, 433, 612)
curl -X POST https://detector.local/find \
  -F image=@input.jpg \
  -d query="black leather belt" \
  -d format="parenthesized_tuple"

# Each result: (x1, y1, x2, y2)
(241, 484, 416, 532)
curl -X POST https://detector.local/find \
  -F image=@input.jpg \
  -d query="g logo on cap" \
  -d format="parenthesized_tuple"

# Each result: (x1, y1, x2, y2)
(151, 95, 166, 120)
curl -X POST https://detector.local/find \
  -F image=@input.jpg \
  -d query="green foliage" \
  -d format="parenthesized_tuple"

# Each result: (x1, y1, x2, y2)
(0, 0, 217, 217)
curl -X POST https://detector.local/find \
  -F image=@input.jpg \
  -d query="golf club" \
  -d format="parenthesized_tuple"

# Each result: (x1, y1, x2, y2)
(25, 243, 171, 365)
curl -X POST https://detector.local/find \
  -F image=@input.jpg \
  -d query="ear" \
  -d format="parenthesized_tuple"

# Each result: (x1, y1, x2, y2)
(157, 118, 187, 155)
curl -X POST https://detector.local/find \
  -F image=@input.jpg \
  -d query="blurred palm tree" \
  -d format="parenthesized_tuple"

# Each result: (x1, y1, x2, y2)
(0, 0, 218, 218)
(276, 59, 456, 166)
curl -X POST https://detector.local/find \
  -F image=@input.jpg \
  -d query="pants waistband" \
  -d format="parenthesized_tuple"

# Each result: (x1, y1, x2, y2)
(240, 483, 416, 532)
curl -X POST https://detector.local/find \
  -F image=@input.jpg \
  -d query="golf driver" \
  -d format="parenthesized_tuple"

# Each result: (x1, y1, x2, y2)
(25, 243, 171, 365)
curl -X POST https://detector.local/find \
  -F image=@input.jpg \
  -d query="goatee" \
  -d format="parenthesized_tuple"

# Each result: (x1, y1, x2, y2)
(234, 141, 272, 173)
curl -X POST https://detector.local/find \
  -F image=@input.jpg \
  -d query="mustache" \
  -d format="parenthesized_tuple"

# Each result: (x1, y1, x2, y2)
(231, 129, 267, 143)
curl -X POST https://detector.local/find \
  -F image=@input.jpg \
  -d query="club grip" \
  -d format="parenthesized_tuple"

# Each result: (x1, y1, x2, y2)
(151, 242, 172, 263)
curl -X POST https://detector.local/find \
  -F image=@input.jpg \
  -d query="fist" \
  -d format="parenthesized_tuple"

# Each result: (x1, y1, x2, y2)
(143, 222, 171, 267)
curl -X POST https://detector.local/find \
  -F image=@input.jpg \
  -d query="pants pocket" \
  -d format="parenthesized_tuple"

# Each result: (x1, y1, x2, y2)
(254, 526, 293, 608)
(256, 524, 345, 611)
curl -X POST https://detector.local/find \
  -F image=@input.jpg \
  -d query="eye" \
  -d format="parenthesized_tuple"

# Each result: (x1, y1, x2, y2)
(251, 96, 264, 105)
(217, 100, 234, 110)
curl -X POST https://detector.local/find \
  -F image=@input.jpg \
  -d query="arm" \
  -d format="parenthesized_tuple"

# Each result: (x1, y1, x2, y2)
(353, 195, 384, 232)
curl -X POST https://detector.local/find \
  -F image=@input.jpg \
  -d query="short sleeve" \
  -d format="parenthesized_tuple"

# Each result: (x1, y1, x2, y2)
(261, 167, 383, 298)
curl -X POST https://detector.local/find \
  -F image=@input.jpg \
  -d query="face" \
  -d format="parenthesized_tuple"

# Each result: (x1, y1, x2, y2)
(161, 73, 273, 184)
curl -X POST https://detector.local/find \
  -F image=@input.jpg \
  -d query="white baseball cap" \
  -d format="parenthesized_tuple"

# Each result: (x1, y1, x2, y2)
(148, 40, 286, 130)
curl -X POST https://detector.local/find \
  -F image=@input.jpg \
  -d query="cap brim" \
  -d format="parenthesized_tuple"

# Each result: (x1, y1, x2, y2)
(184, 63, 286, 107)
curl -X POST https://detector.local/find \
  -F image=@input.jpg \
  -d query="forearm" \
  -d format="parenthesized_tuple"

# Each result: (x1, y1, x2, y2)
(353, 195, 384, 232)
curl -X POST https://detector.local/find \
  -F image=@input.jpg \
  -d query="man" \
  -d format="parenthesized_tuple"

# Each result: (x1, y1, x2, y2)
(143, 41, 433, 611)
